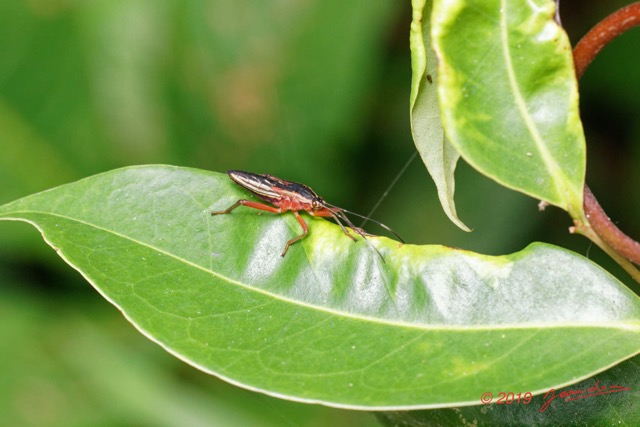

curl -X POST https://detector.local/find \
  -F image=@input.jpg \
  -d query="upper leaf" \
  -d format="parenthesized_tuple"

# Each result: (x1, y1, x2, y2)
(0, 166, 637, 409)
(432, 0, 586, 219)
(410, 0, 470, 231)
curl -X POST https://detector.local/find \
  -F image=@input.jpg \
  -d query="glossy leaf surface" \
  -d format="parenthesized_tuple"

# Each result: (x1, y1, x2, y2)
(0, 166, 638, 409)
(432, 0, 586, 218)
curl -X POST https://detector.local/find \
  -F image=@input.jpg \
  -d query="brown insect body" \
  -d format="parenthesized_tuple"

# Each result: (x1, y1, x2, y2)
(213, 170, 402, 256)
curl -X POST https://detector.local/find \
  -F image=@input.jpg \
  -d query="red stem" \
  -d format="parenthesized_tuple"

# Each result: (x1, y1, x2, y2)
(573, 2, 640, 78)
(572, 2, 640, 266)
(583, 186, 640, 265)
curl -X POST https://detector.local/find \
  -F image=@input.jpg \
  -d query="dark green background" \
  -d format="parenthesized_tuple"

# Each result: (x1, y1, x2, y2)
(0, 1, 638, 425)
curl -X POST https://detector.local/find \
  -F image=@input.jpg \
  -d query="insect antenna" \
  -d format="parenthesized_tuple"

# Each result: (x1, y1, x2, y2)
(321, 205, 387, 261)
(324, 202, 404, 243)
(324, 207, 358, 242)
(329, 207, 358, 231)
(360, 151, 417, 229)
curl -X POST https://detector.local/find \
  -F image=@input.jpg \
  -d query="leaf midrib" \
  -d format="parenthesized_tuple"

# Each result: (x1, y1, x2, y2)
(499, 0, 567, 204)
(1, 210, 637, 333)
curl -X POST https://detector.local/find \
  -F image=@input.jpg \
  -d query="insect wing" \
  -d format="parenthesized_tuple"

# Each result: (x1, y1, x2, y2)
(265, 175, 320, 206)
(227, 170, 281, 203)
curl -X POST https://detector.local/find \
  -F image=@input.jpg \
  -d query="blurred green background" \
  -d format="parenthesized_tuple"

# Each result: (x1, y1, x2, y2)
(0, 1, 638, 425)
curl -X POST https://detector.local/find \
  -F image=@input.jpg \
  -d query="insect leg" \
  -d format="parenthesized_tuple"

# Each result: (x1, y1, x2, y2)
(312, 209, 358, 241)
(211, 200, 282, 215)
(324, 203, 404, 243)
(323, 208, 389, 263)
(281, 211, 309, 257)
(332, 209, 364, 238)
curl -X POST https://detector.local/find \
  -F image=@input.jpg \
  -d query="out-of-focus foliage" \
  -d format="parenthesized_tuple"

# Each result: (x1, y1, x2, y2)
(0, 0, 638, 425)
(0, 1, 398, 425)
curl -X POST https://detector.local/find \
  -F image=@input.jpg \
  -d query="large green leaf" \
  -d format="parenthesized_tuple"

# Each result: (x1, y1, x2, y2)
(432, 0, 586, 219)
(410, 0, 469, 232)
(0, 287, 263, 426)
(0, 166, 638, 409)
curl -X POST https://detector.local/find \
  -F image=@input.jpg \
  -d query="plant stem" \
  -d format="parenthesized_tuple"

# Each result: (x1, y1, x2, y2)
(582, 187, 640, 265)
(570, 2, 640, 282)
(572, 219, 640, 284)
(573, 2, 640, 79)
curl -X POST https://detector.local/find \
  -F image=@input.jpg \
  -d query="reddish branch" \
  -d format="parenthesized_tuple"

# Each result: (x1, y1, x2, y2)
(573, 2, 640, 78)
(583, 186, 640, 265)
(572, 2, 640, 266)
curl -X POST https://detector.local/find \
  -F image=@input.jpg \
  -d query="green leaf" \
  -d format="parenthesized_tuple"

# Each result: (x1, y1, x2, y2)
(432, 0, 586, 219)
(0, 285, 372, 426)
(410, 0, 470, 231)
(0, 166, 638, 409)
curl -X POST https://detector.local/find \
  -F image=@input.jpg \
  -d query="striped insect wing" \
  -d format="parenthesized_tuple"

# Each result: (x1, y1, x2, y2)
(227, 170, 281, 203)
(271, 178, 319, 206)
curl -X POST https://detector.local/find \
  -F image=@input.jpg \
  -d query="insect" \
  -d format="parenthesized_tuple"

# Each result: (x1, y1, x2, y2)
(211, 170, 403, 257)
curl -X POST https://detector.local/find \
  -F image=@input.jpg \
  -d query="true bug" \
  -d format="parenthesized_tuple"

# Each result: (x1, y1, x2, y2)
(211, 170, 403, 257)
